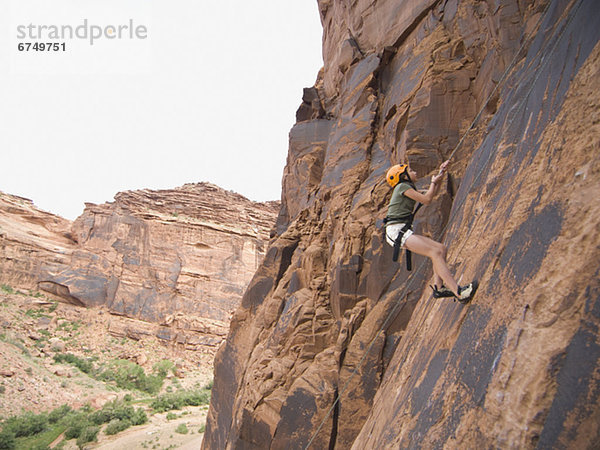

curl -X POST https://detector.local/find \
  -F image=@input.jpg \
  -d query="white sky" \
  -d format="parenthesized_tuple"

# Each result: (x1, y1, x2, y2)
(0, 0, 324, 220)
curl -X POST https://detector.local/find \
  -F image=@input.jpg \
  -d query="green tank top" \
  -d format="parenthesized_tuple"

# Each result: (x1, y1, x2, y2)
(386, 182, 416, 222)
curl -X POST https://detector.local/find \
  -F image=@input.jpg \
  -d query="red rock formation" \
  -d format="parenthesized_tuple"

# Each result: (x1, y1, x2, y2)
(0, 183, 278, 351)
(0, 193, 75, 290)
(204, 0, 600, 448)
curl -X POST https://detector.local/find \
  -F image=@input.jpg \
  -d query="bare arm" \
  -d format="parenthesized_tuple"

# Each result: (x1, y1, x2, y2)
(404, 185, 438, 205)
(404, 160, 449, 205)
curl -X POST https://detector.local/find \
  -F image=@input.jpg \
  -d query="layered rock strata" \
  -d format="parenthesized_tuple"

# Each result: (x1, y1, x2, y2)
(0, 193, 74, 290)
(204, 0, 600, 448)
(0, 183, 278, 352)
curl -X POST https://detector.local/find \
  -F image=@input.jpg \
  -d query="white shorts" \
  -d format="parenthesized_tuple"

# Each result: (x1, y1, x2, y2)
(385, 223, 413, 248)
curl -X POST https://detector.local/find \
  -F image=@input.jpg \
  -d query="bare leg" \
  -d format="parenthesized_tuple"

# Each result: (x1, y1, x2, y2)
(404, 234, 459, 295)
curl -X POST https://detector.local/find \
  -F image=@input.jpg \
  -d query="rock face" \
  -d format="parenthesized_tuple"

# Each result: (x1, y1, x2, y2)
(0, 193, 74, 289)
(0, 183, 278, 350)
(204, 0, 600, 449)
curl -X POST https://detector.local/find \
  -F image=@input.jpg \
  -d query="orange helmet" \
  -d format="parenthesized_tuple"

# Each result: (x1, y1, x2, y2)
(386, 164, 408, 187)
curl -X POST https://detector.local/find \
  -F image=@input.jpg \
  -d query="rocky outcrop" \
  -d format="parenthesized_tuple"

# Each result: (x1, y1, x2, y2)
(0, 183, 278, 351)
(204, 0, 600, 448)
(0, 193, 75, 290)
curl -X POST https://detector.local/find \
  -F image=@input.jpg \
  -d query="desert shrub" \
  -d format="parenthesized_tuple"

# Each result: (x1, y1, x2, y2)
(27, 443, 49, 450)
(130, 408, 148, 426)
(98, 360, 163, 394)
(141, 375, 163, 395)
(63, 414, 89, 440)
(104, 419, 131, 436)
(0, 429, 16, 450)
(48, 405, 72, 424)
(2, 412, 48, 437)
(175, 423, 188, 434)
(53, 353, 94, 375)
(150, 388, 211, 413)
(88, 399, 147, 427)
(152, 360, 174, 378)
(75, 425, 98, 448)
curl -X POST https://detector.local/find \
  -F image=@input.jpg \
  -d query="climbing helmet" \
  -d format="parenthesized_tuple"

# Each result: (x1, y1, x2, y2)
(386, 164, 408, 187)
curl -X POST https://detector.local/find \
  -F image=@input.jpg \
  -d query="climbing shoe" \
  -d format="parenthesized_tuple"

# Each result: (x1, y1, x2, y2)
(431, 285, 455, 299)
(457, 281, 478, 304)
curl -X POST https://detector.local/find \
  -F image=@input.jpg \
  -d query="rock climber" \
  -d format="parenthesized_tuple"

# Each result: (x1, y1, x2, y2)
(384, 161, 477, 303)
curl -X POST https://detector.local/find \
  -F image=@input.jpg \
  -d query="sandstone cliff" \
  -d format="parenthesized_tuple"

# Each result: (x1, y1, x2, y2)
(0, 183, 278, 352)
(0, 192, 74, 289)
(204, 0, 600, 448)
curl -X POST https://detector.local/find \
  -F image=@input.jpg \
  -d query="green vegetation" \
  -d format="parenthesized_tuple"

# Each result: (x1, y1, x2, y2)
(104, 418, 130, 435)
(0, 334, 29, 357)
(53, 353, 95, 375)
(0, 399, 147, 450)
(0, 429, 16, 450)
(88, 399, 147, 427)
(98, 359, 164, 394)
(51, 355, 173, 395)
(0, 285, 31, 298)
(152, 360, 175, 378)
(175, 423, 188, 434)
(1, 412, 48, 438)
(56, 320, 82, 333)
(0, 285, 14, 295)
(24, 308, 50, 320)
(150, 386, 211, 413)
(76, 425, 99, 448)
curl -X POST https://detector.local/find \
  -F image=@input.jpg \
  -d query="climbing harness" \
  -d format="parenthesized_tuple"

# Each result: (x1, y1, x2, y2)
(303, 1, 584, 448)
(384, 201, 423, 270)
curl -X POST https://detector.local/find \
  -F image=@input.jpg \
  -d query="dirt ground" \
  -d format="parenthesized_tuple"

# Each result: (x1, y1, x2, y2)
(81, 406, 207, 449)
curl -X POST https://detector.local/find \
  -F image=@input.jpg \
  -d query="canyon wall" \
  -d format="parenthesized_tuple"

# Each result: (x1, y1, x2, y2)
(0, 183, 278, 351)
(204, 0, 600, 448)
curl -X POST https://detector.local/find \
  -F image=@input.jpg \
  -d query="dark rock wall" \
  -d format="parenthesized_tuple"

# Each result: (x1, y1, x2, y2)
(204, 0, 600, 448)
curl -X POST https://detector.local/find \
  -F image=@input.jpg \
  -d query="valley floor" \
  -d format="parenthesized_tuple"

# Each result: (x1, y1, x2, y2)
(0, 286, 215, 449)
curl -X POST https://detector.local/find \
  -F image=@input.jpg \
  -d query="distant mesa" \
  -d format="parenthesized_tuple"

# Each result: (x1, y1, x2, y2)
(0, 183, 279, 353)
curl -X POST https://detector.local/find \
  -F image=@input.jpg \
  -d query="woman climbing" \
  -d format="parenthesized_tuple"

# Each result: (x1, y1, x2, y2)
(384, 161, 477, 303)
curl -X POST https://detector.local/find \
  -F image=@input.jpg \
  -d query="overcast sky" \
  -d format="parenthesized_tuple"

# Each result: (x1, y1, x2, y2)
(0, 0, 324, 219)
